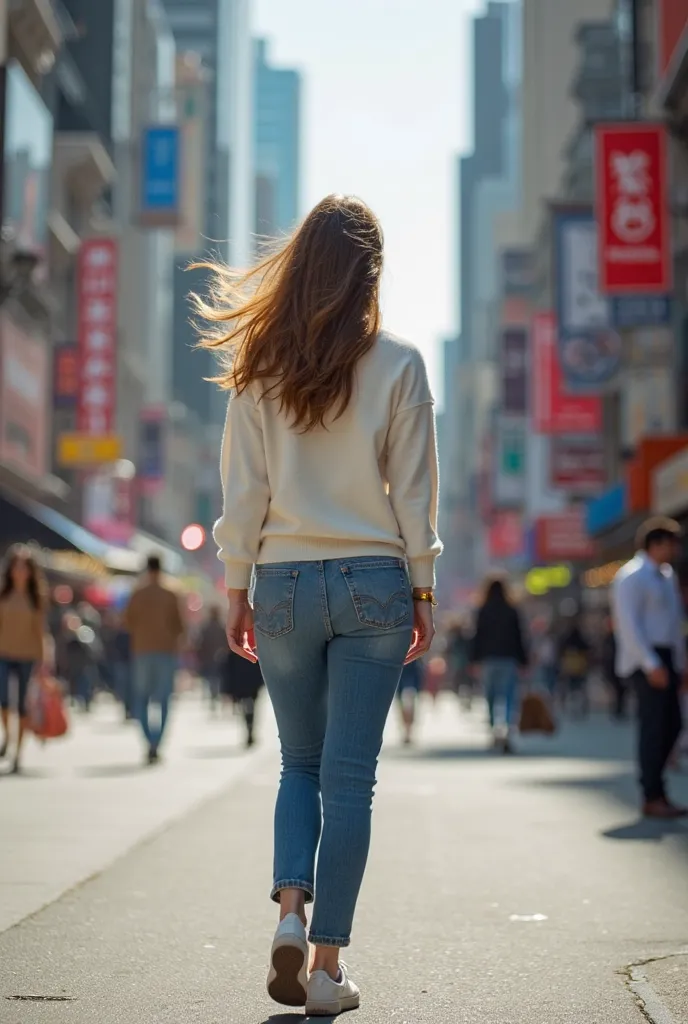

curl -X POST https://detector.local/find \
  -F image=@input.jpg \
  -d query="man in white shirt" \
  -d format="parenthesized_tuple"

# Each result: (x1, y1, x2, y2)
(611, 517, 687, 819)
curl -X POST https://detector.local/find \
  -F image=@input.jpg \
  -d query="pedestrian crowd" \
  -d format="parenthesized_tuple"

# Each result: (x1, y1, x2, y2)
(0, 547, 266, 774)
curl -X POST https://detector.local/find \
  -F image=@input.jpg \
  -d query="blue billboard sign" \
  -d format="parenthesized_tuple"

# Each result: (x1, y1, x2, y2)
(140, 125, 180, 227)
(586, 483, 627, 537)
(553, 207, 622, 393)
(139, 409, 165, 495)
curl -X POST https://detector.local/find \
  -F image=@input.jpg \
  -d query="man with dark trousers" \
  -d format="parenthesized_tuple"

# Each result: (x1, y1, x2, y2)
(611, 518, 687, 819)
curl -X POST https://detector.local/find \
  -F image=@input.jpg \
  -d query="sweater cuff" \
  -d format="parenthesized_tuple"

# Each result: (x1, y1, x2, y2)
(224, 561, 253, 589)
(408, 556, 436, 589)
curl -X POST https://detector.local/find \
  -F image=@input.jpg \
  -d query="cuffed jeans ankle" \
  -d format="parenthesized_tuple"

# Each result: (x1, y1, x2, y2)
(254, 558, 413, 948)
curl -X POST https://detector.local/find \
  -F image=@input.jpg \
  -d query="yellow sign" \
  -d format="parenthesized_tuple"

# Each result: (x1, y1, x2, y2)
(525, 565, 572, 596)
(57, 433, 122, 467)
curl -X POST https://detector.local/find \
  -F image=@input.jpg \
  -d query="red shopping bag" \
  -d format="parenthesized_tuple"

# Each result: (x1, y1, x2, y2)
(27, 670, 69, 740)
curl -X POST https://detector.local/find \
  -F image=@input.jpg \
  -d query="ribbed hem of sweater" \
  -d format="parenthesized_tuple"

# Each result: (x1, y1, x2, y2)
(222, 539, 437, 590)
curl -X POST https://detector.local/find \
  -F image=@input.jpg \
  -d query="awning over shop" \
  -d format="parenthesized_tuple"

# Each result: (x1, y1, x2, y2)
(0, 488, 141, 574)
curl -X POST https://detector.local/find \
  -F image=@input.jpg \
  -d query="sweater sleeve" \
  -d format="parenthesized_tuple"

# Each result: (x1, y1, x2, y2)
(385, 394, 442, 589)
(213, 392, 270, 589)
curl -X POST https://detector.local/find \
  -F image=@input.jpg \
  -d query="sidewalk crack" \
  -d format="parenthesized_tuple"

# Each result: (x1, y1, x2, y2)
(619, 950, 688, 1024)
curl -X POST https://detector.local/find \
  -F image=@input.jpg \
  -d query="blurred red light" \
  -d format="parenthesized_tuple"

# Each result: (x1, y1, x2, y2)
(181, 524, 206, 551)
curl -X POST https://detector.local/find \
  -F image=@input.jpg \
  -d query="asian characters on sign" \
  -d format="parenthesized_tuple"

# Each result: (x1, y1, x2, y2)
(595, 124, 672, 294)
(608, 150, 655, 246)
(77, 239, 118, 436)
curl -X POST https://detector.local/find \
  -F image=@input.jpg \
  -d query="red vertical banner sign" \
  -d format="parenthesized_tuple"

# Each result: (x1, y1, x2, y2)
(595, 123, 672, 295)
(77, 237, 118, 435)
(531, 312, 602, 434)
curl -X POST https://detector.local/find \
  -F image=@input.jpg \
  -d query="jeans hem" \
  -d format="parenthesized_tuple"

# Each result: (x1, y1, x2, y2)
(271, 880, 314, 904)
(308, 933, 350, 948)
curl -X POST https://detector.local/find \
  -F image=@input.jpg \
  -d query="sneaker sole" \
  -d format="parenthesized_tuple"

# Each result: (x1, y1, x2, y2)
(305, 994, 360, 1016)
(267, 937, 308, 1007)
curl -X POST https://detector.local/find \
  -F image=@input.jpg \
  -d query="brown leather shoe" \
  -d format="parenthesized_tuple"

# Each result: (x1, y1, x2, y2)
(643, 799, 679, 819)
(663, 801, 688, 818)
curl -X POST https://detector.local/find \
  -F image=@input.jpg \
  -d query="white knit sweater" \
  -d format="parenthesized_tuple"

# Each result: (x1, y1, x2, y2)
(214, 331, 442, 589)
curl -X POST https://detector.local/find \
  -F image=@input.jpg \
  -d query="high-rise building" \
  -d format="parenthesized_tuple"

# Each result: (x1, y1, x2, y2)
(521, 0, 614, 242)
(253, 38, 301, 241)
(441, 2, 518, 588)
(161, 0, 253, 429)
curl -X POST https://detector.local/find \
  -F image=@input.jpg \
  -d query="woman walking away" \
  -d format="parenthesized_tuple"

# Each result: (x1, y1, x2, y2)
(194, 194, 441, 1015)
(470, 575, 527, 753)
(220, 647, 264, 746)
(0, 547, 46, 773)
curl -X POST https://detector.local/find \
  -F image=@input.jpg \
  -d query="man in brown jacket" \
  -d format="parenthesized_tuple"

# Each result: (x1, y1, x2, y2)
(125, 555, 184, 763)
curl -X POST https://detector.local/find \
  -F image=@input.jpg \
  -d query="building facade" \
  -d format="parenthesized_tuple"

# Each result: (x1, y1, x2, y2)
(254, 38, 301, 241)
(441, 1, 519, 590)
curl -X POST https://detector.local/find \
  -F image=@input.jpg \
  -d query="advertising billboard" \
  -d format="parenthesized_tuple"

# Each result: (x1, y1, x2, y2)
(499, 327, 528, 415)
(553, 207, 622, 391)
(531, 312, 603, 434)
(76, 237, 118, 436)
(0, 314, 48, 479)
(493, 415, 526, 508)
(139, 125, 181, 228)
(139, 406, 166, 495)
(488, 511, 524, 561)
(595, 123, 672, 295)
(53, 344, 80, 410)
(550, 435, 606, 496)
(534, 510, 595, 563)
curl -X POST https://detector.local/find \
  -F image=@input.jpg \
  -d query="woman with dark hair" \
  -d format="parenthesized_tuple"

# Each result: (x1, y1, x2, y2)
(470, 575, 528, 753)
(194, 194, 441, 1015)
(0, 546, 46, 773)
(220, 646, 264, 747)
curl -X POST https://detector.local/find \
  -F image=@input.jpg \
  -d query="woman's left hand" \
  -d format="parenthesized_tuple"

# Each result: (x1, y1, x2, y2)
(226, 590, 258, 663)
(405, 600, 435, 664)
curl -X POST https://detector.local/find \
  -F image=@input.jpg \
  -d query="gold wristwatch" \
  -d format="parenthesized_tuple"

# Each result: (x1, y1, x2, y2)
(412, 589, 437, 607)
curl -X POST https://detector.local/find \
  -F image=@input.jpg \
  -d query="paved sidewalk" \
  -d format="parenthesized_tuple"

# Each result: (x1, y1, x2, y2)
(1, 696, 687, 1022)
(0, 692, 275, 932)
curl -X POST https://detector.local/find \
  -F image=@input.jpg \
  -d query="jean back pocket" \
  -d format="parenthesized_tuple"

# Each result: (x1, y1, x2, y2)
(341, 560, 411, 630)
(253, 568, 299, 639)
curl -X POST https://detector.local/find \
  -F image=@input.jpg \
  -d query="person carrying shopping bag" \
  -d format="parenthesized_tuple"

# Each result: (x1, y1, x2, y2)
(0, 546, 46, 774)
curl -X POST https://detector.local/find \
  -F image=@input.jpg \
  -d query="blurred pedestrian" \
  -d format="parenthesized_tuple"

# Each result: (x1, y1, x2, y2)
(531, 618, 558, 699)
(611, 517, 686, 819)
(600, 615, 626, 720)
(470, 574, 528, 753)
(58, 615, 100, 711)
(0, 546, 46, 774)
(558, 616, 591, 718)
(396, 658, 424, 745)
(196, 194, 440, 1013)
(196, 606, 227, 711)
(445, 616, 472, 705)
(220, 647, 264, 746)
(102, 611, 133, 719)
(125, 555, 185, 764)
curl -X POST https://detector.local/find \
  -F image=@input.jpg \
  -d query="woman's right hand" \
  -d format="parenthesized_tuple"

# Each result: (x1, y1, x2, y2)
(226, 590, 258, 663)
(405, 600, 435, 664)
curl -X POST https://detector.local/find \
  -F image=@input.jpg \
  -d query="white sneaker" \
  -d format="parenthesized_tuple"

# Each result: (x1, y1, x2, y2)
(306, 962, 360, 1016)
(266, 913, 308, 1007)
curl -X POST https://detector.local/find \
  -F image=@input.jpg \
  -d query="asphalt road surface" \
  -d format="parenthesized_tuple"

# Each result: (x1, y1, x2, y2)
(0, 692, 687, 1023)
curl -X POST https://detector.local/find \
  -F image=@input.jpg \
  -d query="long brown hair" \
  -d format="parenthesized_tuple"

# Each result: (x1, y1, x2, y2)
(191, 194, 384, 431)
(0, 545, 44, 610)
